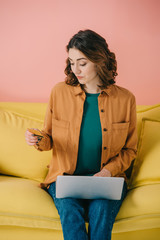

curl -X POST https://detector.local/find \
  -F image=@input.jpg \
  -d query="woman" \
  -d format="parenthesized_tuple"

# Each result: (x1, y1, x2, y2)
(25, 29, 137, 240)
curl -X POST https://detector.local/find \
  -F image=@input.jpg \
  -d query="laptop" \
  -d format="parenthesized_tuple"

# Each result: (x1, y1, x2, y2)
(56, 176, 124, 200)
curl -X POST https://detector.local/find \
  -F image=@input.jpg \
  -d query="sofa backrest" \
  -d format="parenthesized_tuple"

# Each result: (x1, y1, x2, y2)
(0, 102, 160, 182)
(0, 103, 50, 182)
(126, 104, 160, 179)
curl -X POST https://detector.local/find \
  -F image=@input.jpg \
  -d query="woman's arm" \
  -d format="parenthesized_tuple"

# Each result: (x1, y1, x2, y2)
(25, 90, 53, 151)
(37, 90, 54, 151)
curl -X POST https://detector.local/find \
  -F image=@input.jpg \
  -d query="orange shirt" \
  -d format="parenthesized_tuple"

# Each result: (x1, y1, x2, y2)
(39, 82, 137, 188)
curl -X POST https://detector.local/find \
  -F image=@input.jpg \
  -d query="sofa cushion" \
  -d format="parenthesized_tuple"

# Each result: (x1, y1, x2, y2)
(125, 104, 160, 179)
(0, 176, 159, 233)
(128, 118, 160, 189)
(136, 104, 160, 140)
(0, 176, 61, 230)
(115, 183, 160, 232)
(0, 110, 52, 182)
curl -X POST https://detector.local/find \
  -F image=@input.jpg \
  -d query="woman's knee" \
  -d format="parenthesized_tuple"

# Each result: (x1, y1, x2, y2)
(56, 198, 85, 219)
(88, 199, 110, 220)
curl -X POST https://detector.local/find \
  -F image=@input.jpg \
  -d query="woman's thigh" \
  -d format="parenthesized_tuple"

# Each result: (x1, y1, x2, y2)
(48, 180, 127, 223)
(47, 182, 86, 217)
(87, 181, 128, 224)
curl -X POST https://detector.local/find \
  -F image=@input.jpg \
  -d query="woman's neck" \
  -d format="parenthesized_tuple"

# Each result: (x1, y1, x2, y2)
(84, 78, 102, 93)
(84, 87, 101, 93)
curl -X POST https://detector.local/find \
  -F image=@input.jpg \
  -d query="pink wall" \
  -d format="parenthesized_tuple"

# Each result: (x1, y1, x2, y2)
(0, 0, 160, 104)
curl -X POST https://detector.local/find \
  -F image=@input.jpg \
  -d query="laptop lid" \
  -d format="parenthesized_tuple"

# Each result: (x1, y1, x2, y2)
(56, 176, 124, 200)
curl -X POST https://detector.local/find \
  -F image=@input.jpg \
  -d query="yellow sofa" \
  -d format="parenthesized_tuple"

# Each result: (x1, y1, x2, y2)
(0, 102, 160, 240)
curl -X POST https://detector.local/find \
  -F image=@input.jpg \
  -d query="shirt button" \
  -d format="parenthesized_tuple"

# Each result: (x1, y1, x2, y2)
(104, 147, 107, 150)
(103, 128, 107, 131)
(101, 109, 104, 112)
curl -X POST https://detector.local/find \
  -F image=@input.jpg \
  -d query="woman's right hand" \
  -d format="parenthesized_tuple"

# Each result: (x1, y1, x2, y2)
(25, 128, 39, 146)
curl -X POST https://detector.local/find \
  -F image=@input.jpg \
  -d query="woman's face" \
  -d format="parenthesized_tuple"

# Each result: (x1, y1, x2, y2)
(68, 48, 99, 85)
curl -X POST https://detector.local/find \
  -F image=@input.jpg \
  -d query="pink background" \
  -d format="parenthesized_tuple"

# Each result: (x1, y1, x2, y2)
(0, 0, 160, 104)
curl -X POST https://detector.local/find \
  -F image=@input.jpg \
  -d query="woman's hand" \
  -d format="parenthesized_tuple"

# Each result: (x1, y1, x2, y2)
(93, 168, 111, 177)
(25, 128, 39, 146)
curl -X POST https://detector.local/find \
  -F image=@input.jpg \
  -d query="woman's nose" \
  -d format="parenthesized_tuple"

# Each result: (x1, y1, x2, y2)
(74, 65, 81, 75)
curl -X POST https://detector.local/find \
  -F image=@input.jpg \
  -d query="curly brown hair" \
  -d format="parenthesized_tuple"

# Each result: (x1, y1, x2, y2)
(64, 29, 118, 89)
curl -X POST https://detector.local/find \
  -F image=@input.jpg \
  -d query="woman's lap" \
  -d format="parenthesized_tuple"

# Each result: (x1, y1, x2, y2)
(47, 180, 127, 240)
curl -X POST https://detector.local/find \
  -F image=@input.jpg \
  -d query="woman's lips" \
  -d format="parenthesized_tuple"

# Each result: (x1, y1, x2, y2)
(77, 76, 83, 79)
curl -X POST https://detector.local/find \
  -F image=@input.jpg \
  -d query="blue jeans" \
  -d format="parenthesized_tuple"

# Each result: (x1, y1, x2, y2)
(47, 180, 127, 240)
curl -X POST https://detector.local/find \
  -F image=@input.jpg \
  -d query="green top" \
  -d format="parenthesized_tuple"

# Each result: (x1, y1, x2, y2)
(74, 92, 102, 176)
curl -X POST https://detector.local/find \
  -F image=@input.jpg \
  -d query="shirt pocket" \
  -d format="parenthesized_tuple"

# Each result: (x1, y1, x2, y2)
(52, 118, 70, 151)
(110, 122, 130, 153)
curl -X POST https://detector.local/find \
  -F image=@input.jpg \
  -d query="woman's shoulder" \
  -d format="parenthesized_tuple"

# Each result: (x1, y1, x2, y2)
(50, 81, 73, 94)
(111, 84, 136, 100)
(52, 81, 69, 90)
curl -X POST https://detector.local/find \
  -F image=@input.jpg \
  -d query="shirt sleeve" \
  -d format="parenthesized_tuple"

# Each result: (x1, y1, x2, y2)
(35, 90, 53, 151)
(104, 95, 138, 176)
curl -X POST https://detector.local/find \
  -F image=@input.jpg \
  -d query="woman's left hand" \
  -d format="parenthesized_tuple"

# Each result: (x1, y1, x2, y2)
(93, 168, 111, 177)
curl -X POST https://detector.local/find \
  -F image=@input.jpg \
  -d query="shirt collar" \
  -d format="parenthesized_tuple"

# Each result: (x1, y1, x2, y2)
(73, 84, 84, 96)
(101, 85, 113, 96)
(73, 84, 113, 96)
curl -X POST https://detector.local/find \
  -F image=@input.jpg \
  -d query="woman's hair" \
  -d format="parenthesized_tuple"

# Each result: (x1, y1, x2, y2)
(64, 29, 118, 88)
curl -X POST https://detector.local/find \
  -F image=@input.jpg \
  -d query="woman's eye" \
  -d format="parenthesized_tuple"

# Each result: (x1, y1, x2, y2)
(69, 62, 86, 67)
(80, 63, 87, 66)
